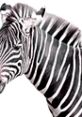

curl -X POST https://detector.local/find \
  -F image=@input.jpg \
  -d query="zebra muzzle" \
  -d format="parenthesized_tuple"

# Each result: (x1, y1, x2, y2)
(0, 81, 6, 93)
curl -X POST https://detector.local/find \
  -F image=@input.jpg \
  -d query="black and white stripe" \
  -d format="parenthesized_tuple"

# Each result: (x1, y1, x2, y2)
(25, 24, 82, 117)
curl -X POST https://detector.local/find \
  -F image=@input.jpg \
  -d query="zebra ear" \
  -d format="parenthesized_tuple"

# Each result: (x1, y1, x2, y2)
(0, 3, 12, 23)
(36, 7, 45, 17)
(0, 3, 11, 11)
(31, 7, 45, 26)
(32, 7, 45, 18)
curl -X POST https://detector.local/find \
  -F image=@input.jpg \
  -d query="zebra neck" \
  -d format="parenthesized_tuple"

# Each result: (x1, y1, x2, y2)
(25, 26, 82, 101)
(24, 27, 46, 81)
(22, 28, 35, 74)
(24, 27, 38, 75)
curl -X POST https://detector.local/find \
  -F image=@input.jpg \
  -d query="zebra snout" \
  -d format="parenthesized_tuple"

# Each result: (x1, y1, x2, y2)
(0, 80, 6, 93)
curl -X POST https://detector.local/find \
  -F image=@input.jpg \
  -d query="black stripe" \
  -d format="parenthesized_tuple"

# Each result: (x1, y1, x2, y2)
(70, 32, 80, 46)
(33, 57, 46, 85)
(63, 27, 77, 44)
(55, 23, 69, 40)
(37, 35, 54, 90)
(28, 29, 41, 80)
(44, 42, 68, 98)
(48, 19, 63, 35)
(25, 27, 36, 75)
(33, 32, 51, 85)
(61, 49, 79, 109)
(42, 17, 51, 31)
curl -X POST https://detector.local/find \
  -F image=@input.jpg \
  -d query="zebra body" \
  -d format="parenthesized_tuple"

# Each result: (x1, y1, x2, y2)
(0, 3, 82, 117)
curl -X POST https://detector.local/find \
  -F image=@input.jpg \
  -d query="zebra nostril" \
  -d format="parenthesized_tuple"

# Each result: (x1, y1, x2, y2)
(0, 80, 2, 84)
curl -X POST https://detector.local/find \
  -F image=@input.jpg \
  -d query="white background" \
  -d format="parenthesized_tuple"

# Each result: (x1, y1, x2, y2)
(0, 0, 82, 117)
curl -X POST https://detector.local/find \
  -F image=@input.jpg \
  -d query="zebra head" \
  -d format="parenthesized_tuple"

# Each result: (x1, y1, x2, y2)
(0, 3, 45, 93)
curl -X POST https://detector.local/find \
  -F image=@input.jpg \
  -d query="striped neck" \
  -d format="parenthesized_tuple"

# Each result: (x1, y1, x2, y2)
(24, 24, 82, 96)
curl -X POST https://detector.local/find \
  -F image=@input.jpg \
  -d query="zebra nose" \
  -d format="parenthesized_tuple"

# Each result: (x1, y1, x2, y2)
(0, 80, 6, 93)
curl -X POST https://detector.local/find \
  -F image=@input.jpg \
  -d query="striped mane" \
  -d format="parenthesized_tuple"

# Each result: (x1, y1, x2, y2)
(37, 12, 81, 48)
(13, 3, 81, 48)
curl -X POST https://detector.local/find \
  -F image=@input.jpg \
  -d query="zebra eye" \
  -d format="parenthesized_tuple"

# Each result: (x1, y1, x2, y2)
(18, 62, 21, 66)
(21, 19, 24, 23)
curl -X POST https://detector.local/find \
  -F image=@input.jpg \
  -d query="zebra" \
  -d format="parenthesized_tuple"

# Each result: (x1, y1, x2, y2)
(0, 3, 82, 117)
(0, 3, 45, 93)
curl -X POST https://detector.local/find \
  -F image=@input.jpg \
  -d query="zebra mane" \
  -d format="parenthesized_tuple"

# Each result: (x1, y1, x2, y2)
(37, 12, 81, 48)
(12, 3, 81, 48)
